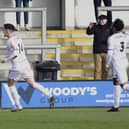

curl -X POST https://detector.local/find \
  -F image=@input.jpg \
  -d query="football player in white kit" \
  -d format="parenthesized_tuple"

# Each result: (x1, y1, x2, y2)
(106, 19, 129, 112)
(1, 24, 54, 111)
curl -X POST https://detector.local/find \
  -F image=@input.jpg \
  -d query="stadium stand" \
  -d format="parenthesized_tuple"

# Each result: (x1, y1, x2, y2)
(0, 29, 95, 80)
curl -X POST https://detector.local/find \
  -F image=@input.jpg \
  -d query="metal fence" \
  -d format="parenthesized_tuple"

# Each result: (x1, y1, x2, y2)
(0, 7, 47, 44)
(98, 6, 129, 12)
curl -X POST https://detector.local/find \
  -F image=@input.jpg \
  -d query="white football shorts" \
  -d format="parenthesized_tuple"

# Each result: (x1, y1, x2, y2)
(8, 65, 34, 81)
(113, 59, 129, 84)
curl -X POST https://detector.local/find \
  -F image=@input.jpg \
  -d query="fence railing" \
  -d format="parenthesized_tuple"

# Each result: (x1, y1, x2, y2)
(0, 44, 60, 63)
(98, 6, 129, 15)
(0, 7, 47, 44)
(25, 44, 61, 64)
(0, 7, 48, 61)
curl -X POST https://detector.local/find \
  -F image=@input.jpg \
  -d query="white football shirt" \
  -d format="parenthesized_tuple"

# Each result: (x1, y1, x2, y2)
(106, 31, 129, 83)
(6, 35, 29, 71)
(107, 32, 129, 67)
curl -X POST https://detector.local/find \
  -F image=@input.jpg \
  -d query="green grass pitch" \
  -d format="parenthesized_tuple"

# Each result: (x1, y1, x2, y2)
(0, 108, 129, 129)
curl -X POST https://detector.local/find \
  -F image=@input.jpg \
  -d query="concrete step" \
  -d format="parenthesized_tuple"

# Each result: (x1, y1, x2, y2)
(61, 69, 94, 79)
(0, 37, 93, 45)
(61, 68, 94, 74)
(46, 37, 93, 43)
(47, 30, 93, 38)
(33, 53, 94, 62)
(0, 31, 40, 39)
(0, 29, 93, 39)
(0, 39, 42, 45)
(61, 76, 94, 80)
(61, 61, 94, 69)
(0, 29, 95, 81)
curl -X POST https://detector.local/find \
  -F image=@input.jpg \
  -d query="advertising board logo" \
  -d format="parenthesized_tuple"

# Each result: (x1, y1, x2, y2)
(46, 87, 97, 96)
(18, 86, 34, 104)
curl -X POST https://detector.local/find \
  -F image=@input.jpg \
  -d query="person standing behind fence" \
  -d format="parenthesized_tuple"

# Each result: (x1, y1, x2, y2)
(15, 0, 32, 31)
(87, 15, 112, 80)
(94, 0, 112, 23)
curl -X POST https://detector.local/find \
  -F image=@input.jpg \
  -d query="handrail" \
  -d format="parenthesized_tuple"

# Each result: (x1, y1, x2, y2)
(25, 44, 61, 64)
(0, 44, 61, 79)
(0, 7, 46, 12)
(0, 44, 60, 63)
(0, 7, 46, 44)
(98, 6, 129, 12)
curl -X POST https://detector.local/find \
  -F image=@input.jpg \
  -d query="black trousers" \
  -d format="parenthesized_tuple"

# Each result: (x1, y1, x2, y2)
(93, 0, 112, 23)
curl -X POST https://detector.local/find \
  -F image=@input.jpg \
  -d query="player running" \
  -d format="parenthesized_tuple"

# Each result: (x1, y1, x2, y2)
(1, 23, 54, 112)
(106, 19, 129, 112)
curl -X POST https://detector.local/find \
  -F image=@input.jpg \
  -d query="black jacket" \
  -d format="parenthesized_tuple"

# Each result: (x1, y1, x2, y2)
(87, 23, 112, 53)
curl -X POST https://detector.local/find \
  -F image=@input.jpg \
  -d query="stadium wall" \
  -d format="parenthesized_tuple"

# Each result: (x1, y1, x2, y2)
(0, 0, 129, 29)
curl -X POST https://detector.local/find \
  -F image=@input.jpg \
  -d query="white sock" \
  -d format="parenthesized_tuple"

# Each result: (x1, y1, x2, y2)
(9, 86, 22, 108)
(123, 83, 129, 91)
(3, 84, 15, 106)
(114, 85, 121, 108)
(33, 82, 52, 98)
(12, 86, 20, 99)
